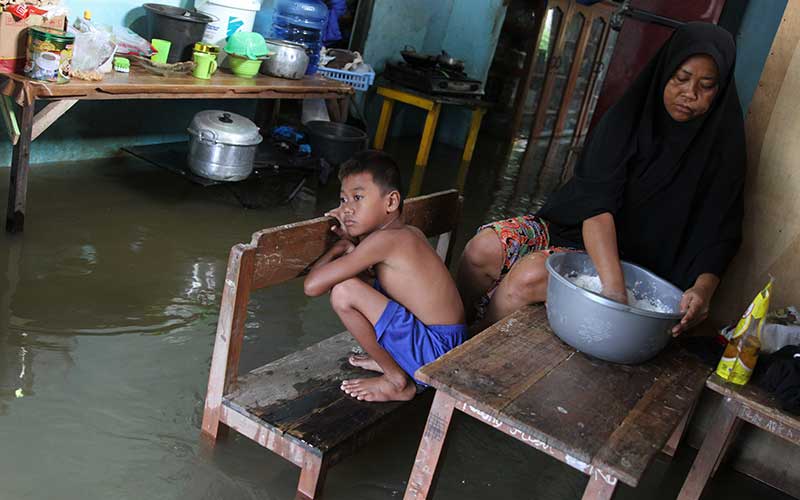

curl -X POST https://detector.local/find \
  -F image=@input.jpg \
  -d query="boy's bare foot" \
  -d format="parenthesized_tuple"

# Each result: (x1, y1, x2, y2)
(341, 375, 415, 402)
(348, 353, 384, 373)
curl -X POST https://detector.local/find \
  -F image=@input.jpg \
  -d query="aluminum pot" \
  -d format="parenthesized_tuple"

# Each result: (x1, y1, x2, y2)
(260, 39, 309, 79)
(187, 110, 263, 181)
(545, 252, 683, 364)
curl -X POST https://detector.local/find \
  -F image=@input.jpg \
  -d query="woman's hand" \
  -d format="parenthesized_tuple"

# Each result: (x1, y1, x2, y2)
(582, 213, 627, 304)
(602, 287, 629, 305)
(672, 273, 720, 336)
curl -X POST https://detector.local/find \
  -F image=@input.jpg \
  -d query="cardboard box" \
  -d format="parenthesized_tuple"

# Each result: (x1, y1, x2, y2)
(0, 12, 66, 74)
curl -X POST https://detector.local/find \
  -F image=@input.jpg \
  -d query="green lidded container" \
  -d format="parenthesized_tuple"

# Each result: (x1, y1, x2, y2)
(24, 26, 75, 83)
(224, 32, 268, 60)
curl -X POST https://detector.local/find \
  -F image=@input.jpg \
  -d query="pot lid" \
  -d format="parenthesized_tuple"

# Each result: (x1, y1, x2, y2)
(143, 3, 216, 24)
(265, 39, 307, 51)
(188, 110, 263, 146)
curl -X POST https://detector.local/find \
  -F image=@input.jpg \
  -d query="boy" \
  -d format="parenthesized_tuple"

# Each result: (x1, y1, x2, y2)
(304, 150, 466, 402)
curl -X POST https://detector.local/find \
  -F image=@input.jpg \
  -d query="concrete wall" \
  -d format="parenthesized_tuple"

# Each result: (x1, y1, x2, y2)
(732, 0, 788, 112)
(361, 0, 507, 148)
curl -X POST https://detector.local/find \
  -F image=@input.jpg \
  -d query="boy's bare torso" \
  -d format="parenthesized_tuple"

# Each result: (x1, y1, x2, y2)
(367, 224, 464, 326)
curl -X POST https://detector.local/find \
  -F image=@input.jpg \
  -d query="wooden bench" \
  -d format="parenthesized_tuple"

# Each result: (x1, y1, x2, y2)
(677, 373, 800, 499)
(404, 305, 712, 499)
(200, 189, 462, 499)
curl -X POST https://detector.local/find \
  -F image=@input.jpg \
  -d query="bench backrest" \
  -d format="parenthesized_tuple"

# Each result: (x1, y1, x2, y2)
(247, 189, 461, 289)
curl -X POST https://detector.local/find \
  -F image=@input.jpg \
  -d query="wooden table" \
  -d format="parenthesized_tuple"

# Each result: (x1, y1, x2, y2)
(404, 305, 711, 499)
(677, 373, 800, 499)
(373, 84, 489, 197)
(0, 70, 353, 233)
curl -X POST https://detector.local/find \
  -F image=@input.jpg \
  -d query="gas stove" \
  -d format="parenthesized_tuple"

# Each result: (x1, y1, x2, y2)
(384, 62, 484, 97)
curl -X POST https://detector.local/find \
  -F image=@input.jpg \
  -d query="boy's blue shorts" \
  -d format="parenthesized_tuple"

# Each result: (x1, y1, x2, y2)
(373, 285, 466, 385)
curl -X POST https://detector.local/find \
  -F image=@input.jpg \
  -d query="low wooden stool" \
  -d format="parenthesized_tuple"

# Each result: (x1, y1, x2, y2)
(373, 84, 488, 197)
(404, 305, 711, 499)
(201, 190, 462, 499)
(677, 373, 800, 499)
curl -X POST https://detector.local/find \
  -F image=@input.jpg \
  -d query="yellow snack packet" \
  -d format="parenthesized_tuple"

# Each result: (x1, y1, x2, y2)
(716, 279, 773, 385)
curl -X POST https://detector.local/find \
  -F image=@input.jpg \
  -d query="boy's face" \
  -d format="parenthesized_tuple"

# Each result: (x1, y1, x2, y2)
(338, 173, 398, 237)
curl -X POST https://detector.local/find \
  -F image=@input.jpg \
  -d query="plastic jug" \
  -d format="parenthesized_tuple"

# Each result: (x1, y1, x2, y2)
(268, 0, 328, 75)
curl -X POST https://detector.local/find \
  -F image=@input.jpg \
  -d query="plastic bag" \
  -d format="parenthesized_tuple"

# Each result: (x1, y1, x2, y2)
(716, 279, 773, 384)
(109, 26, 153, 57)
(71, 29, 116, 74)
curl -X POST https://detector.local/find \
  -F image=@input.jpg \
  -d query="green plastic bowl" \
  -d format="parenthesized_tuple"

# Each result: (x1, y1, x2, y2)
(224, 32, 268, 59)
(227, 54, 263, 78)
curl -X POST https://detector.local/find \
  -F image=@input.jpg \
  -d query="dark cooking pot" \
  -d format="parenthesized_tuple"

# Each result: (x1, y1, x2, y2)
(437, 50, 465, 71)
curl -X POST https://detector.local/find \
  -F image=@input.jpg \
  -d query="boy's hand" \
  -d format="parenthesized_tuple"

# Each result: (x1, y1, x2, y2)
(332, 239, 355, 257)
(325, 207, 352, 241)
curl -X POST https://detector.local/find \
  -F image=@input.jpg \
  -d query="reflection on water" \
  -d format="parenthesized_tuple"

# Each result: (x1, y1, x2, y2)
(0, 147, 780, 500)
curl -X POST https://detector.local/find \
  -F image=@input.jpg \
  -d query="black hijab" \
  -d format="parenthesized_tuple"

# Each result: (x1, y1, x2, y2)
(538, 22, 745, 290)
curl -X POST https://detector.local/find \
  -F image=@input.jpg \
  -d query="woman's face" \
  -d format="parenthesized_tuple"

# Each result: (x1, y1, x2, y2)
(662, 54, 720, 122)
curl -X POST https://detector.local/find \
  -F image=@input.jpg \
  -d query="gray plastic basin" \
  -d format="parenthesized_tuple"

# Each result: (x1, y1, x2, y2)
(545, 252, 683, 364)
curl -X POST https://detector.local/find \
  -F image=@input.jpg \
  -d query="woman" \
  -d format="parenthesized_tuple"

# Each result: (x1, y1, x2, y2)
(458, 22, 745, 335)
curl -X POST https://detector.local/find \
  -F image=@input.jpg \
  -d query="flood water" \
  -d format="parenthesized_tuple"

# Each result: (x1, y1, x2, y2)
(0, 138, 788, 499)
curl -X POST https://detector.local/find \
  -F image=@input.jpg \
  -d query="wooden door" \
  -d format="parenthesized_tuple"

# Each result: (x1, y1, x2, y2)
(505, 0, 615, 210)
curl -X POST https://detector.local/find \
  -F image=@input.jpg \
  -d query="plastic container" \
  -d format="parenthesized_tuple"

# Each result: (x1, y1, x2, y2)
(317, 67, 375, 91)
(227, 54, 263, 77)
(268, 0, 328, 75)
(24, 27, 75, 83)
(545, 252, 683, 364)
(305, 121, 368, 165)
(197, 0, 262, 46)
(143, 3, 216, 63)
(224, 31, 268, 59)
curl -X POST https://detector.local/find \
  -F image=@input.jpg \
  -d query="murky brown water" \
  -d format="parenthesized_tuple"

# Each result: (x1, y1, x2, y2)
(0, 138, 786, 499)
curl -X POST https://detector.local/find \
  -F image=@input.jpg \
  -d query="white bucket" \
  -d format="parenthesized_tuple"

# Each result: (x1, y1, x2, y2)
(197, 0, 263, 46)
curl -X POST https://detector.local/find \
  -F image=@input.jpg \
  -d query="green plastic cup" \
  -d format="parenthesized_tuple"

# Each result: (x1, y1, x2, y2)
(192, 52, 218, 79)
(151, 38, 171, 64)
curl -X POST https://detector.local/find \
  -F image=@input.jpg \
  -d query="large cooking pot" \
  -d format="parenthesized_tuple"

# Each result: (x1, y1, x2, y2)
(260, 39, 309, 79)
(187, 110, 263, 181)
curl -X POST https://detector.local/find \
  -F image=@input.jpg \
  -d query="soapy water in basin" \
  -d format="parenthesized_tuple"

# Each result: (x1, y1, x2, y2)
(568, 274, 674, 314)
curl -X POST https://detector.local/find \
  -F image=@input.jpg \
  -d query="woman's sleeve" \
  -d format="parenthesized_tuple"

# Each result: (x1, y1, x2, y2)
(685, 163, 745, 282)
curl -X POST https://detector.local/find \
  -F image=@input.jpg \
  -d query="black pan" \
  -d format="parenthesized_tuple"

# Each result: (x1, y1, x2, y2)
(400, 46, 438, 67)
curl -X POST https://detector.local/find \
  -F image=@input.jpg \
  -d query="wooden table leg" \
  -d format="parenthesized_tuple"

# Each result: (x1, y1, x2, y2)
(581, 474, 617, 500)
(455, 107, 486, 193)
(6, 102, 34, 233)
(663, 393, 700, 458)
(325, 97, 349, 123)
(408, 102, 441, 197)
(404, 391, 456, 500)
(676, 400, 741, 500)
(373, 98, 394, 150)
(255, 99, 279, 132)
(296, 453, 329, 499)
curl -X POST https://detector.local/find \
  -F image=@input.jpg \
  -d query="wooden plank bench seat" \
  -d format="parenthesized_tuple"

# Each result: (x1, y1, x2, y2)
(221, 331, 406, 458)
(404, 304, 712, 499)
(201, 190, 461, 499)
